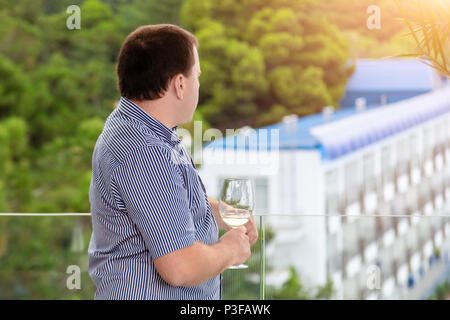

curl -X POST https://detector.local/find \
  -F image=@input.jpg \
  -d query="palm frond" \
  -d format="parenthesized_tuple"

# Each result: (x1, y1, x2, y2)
(394, 0, 450, 77)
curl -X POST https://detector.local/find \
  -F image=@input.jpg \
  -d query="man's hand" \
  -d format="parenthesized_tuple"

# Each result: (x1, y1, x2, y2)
(208, 197, 258, 245)
(219, 226, 251, 266)
(244, 215, 258, 246)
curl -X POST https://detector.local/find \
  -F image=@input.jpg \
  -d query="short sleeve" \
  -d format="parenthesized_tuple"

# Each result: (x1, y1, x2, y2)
(112, 145, 195, 259)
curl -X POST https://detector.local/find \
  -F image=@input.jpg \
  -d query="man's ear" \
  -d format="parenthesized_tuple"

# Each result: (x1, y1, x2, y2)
(173, 74, 185, 100)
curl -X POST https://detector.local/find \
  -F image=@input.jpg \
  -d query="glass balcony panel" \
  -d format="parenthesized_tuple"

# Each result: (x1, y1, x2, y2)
(1, 214, 449, 300)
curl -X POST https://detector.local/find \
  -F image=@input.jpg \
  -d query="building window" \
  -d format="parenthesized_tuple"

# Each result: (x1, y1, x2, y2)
(378, 248, 394, 281)
(345, 160, 360, 206)
(423, 128, 434, 177)
(325, 169, 341, 234)
(396, 138, 409, 193)
(443, 119, 450, 165)
(363, 153, 376, 193)
(397, 139, 408, 169)
(381, 145, 395, 201)
(342, 221, 359, 277)
(418, 179, 432, 215)
(409, 134, 421, 185)
(327, 232, 341, 275)
(381, 146, 393, 183)
(405, 188, 419, 217)
(325, 170, 340, 214)
(363, 153, 377, 214)
(434, 122, 445, 171)
(360, 216, 376, 246)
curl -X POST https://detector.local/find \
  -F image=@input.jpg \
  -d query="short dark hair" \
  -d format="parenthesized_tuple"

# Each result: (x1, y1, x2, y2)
(116, 24, 199, 100)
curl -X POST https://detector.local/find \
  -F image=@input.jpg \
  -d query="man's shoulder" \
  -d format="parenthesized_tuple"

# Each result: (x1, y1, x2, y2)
(101, 110, 170, 164)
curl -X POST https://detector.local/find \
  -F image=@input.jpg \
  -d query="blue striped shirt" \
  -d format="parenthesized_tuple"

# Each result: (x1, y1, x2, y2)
(88, 97, 220, 300)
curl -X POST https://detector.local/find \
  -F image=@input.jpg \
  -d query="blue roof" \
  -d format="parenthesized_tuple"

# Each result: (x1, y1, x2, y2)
(204, 86, 450, 161)
(204, 105, 378, 152)
(346, 59, 436, 92)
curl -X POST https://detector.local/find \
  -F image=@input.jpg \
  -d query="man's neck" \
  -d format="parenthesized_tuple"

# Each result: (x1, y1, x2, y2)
(130, 98, 177, 129)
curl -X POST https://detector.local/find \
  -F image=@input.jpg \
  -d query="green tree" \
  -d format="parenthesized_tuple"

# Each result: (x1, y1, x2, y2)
(26, 117, 104, 213)
(181, 0, 353, 129)
(0, 54, 26, 118)
(0, 117, 31, 212)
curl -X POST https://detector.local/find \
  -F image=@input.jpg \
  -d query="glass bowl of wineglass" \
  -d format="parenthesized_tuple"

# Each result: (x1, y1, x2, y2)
(218, 178, 254, 269)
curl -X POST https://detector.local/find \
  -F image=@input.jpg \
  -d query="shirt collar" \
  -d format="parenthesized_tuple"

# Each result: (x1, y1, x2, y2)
(117, 96, 181, 147)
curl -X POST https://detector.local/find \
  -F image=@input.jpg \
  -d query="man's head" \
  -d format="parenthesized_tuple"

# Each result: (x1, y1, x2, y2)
(116, 24, 201, 125)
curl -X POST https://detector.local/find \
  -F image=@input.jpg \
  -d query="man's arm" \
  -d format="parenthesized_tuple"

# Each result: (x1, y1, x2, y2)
(154, 227, 250, 287)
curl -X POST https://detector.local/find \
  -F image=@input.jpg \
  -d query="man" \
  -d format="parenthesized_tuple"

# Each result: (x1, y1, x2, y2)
(88, 24, 258, 300)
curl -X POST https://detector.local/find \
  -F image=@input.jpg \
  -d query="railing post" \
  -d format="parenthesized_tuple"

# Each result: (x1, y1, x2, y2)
(259, 215, 266, 300)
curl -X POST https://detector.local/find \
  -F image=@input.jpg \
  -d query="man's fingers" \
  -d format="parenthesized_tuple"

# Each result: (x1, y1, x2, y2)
(249, 233, 257, 245)
(245, 219, 258, 245)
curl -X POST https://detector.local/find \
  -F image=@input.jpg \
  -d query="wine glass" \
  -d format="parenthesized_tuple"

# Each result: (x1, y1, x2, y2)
(218, 178, 254, 269)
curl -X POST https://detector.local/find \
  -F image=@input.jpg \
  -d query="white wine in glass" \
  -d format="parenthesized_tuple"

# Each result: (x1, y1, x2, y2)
(219, 178, 254, 270)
